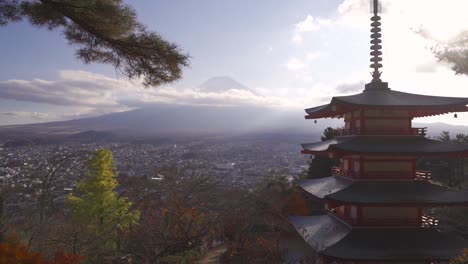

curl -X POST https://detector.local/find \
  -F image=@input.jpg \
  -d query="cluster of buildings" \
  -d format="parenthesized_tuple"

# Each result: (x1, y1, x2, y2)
(0, 139, 309, 212)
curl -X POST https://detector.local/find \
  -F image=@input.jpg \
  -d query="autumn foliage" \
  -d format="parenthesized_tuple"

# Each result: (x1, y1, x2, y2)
(0, 235, 84, 264)
(107, 168, 228, 263)
(451, 249, 468, 264)
(283, 192, 310, 216)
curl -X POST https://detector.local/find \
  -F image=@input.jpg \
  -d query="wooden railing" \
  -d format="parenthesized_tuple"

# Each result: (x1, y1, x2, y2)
(335, 127, 427, 136)
(331, 167, 360, 178)
(331, 167, 432, 180)
(331, 212, 439, 228)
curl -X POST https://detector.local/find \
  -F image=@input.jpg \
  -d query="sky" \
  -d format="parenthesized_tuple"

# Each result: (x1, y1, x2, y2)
(1, 0, 468, 126)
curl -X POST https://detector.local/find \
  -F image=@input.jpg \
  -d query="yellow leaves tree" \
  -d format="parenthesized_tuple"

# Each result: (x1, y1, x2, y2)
(66, 149, 139, 263)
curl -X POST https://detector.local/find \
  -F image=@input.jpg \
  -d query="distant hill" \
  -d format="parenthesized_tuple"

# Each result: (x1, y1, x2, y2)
(1, 76, 468, 142)
(1, 104, 468, 143)
(0, 104, 332, 141)
(66, 130, 117, 143)
(0, 74, 332, 142)
(413, 122, 468, 138)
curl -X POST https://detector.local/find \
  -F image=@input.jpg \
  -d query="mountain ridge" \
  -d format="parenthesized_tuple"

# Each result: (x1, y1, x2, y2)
(1, 103, 467, 142)
(1, 76, 467, 141)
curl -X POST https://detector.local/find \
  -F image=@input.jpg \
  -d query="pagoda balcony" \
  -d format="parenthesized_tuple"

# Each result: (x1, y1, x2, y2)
(331, 167, 431, 180)
(335, 127, 427, 136)
(330, 212, 439, 228)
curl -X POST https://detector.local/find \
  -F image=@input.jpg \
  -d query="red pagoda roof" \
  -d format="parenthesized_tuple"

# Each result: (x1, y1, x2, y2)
(305, 89, 468, 119)
(297, 176, 468, 206)
(290, 215, 468, 261)
(301, 136, 468, 156)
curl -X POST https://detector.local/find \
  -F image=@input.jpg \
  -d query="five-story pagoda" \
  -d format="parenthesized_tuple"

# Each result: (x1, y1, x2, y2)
(290, 0, 468, 263)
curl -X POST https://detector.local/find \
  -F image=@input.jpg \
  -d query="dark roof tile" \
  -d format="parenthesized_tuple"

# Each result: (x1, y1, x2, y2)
(297, 177, 352, 199)
(324, 228, 468, 261)
(305, 89, 468, 118)
(299, 177, 468, 205)
(290, 215, 468, 261)
(302, 136, 468, 155)
(289, 215, 351, 252)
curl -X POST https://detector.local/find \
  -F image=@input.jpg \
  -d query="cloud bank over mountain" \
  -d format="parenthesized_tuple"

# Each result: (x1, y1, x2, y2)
(0, 71, 313, 125)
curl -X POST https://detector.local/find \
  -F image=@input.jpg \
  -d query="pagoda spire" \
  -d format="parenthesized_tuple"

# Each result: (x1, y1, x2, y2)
(365, 0, 389, 90)
(370, 0, 382, 82)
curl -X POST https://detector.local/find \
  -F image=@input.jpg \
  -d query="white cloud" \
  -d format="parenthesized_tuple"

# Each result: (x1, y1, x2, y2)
(128, 87, 290, 108)
(336, 0, 468, 40)
(335, 81, 365, 93)
(306, 51, 322, 61)
(295, 15, 331, 33)
(0, 70, 311, 125)
(292, 34, 303, 45)
(0, 70, 131, 109)
(286, 58, 306, 71)
(292, 15, 332, 45)
(0, 110, 106, 125)
(0, 111, 52, 120)
(0, 110, 100, 120)
(337, 0, 369, 17)
(332, 0, 468, 84)
(283, 52, 322, 79)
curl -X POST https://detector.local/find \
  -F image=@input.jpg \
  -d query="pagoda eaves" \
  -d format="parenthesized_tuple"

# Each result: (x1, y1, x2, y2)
(306, 89, 468, 119)
(290, 215, 468, 262)
(298, 177, 468, 206)
(301, 136, 468, 157)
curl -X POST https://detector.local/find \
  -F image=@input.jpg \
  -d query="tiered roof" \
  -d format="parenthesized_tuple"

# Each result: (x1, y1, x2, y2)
(302, 136, 468, 156)
(290, 215, 468, 261)
(305, 89, 468, 119)
(298, 176, 468, 206)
